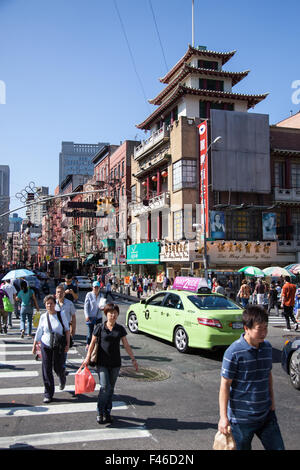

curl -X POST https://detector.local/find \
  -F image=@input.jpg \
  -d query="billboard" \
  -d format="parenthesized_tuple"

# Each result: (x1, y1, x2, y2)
(262, 212, 277, 240)
(210, 110, 270, 193)
(210, 211, 226, 239)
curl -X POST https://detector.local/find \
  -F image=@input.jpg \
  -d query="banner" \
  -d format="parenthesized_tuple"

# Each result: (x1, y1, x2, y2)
(262, 213, 277, 240)
(198, 121, 209, 237)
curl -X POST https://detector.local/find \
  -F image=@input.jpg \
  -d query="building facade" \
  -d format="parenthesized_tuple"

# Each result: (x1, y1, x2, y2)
(0, 165, 10, 241)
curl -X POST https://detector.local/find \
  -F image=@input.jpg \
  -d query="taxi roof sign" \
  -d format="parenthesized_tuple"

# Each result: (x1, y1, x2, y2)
(172, 276, 209, 293)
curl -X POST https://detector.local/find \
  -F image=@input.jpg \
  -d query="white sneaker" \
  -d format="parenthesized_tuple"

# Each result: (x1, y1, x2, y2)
(283, 328, 291, 332)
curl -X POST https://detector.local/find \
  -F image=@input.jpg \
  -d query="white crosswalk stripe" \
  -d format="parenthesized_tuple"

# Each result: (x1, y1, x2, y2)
(0, 330, 151, 449)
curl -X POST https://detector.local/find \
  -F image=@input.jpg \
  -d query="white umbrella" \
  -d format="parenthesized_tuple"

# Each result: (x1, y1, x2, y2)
(2, 269, 35, 281)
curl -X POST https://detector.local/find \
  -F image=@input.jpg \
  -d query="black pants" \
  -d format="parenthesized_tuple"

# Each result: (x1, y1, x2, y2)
(283, 305, 297, 329)
(41, 342, 65, 399)
(105, 291, 115, 301)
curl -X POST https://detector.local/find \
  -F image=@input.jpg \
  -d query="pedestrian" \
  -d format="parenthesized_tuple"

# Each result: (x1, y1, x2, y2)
(84, 281, 103, 351)
(105, 279, 115, 302)
(55, 285, 76, 368)
(218, 305, 285, 450)
(237, 279, 251, 307)
(215, 280, 226, 296)
(16, 280, 39, 338)
(254, 278, 265, 305)
(132, 273, 137, 291)
(2, 280, 17, 328)
(143, 276, 149, 295)
(137, 283, 143, 299)
(32, 294, 70, 403)
(63, 274, 78, 303)
(83, 303, 138, 424)
(281, 276, 298, 331)
(293, 285, 300, 324)
(0, 286, 9, 334)
(267, 282, 279, 316)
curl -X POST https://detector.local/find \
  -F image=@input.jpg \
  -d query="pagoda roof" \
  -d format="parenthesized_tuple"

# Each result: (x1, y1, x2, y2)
(149, 64, 250, 106)
(136, 85, 269, 130)
(159, 45, 236, 84)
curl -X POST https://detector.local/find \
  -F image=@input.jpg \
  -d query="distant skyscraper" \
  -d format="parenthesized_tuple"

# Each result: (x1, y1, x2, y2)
(9, 213, 23, 232)
(0, 165, 10, 240)
(26, 186, 49, 226)
(59, 141, 108, 186)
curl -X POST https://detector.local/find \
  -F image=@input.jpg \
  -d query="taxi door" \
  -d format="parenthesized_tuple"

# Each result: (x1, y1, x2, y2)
(141, 292, 167, 335)
(156, 293, 184, 340)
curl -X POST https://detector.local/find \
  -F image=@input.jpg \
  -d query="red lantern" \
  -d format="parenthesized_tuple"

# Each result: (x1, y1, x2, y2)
(142, 181, 147, 186)
(151, 175, 157, 182)
(161, 170, 168, 178)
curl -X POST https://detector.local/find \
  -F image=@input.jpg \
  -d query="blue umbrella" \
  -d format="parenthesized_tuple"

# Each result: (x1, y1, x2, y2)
(2, 269, 35, 281)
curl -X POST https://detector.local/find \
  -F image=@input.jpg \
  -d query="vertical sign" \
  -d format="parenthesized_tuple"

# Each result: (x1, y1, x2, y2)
(198, 121, 209, 237)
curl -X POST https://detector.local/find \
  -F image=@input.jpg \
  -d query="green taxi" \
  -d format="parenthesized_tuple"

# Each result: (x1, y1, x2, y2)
(126, 290, 244, 353)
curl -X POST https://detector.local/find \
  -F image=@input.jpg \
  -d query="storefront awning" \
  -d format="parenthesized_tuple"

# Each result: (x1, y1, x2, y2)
(83, 254, 98, 265)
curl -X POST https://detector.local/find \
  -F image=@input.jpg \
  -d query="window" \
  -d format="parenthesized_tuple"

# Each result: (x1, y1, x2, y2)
(198, 60, 218, 70)
(226, 211, 262, 240)
(121, 161, 125, 177)
(131, 185, 136, 202)
(292, 210, 300, 240)
(291, 164, 300, 188)
(163, 293, 184, 310)
(188, 295, 239, 310)
(173, 210, 183, 240)
(147, 293, 167, 306)
(173, 159, 197, 191)
(274, 162, 285, 188)
(199, 79, 224, 91)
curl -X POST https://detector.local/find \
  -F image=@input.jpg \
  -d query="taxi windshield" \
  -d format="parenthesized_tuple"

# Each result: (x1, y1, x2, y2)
(187, 295, 240, 310)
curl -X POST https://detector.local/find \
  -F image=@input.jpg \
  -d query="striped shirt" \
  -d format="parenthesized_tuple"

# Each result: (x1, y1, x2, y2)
(221, 334, 272, 424)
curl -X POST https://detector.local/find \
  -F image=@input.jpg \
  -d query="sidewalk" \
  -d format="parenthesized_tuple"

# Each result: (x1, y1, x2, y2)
(100, 286, 154, 304)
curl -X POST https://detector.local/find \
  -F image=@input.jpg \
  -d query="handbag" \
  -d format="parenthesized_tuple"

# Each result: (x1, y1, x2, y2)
(46, 312, 67, 353)
(33, 310, 41, 328)
(3, 295, 13, 312)
(99, 296, 107, 310)
(213, 427, 236, 450)
(89, 326, 101, 367)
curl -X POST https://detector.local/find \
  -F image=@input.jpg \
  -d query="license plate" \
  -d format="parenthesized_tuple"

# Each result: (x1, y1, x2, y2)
(232, 322, 243, 329)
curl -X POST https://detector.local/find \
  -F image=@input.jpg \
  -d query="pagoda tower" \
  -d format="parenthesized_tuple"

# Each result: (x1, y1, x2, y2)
(137, 45, 268, 131)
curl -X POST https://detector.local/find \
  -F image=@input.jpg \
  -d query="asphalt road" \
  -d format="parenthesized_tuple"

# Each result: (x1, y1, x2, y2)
(0, 288, 299, 453)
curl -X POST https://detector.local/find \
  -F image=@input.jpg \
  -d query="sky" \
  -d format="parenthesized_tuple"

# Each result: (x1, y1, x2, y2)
(0, 0, 300, 217)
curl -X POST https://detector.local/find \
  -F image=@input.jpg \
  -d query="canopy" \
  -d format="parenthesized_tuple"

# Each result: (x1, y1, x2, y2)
(284, 264, 300, 274)
(238, 266, 265, 277)
(2, 269, 35, 281)
(262, 266, 295, 277)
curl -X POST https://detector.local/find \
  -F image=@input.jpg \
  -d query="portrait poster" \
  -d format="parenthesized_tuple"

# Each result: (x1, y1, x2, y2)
(210, 211, 225, 239)
(262, 212, 277, 240)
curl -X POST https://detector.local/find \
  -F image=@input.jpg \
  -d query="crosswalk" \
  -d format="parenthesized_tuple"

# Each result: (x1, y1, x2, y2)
(0, 318, 151, 450)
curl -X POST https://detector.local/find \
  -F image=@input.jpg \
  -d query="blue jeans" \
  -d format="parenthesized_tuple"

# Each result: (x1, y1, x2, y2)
(241, 298, 249, 308)
(231, 410, 285, 450)
(97, 366, 120, 415)
(20, 305, 33, 335)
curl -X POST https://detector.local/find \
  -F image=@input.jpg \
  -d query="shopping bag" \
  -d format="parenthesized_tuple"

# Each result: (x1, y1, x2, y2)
(213, 428, 236, 450)
(75, 365, 96, 395)
(99, 297, 107, 310)
(35, 341, 42, 361)
(32, 310, 41, 328)
(3, 296, 13, 312)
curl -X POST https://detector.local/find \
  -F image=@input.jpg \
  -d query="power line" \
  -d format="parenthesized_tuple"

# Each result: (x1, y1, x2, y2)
(148, 0, 169, 74)
(113, 0, 150, 113)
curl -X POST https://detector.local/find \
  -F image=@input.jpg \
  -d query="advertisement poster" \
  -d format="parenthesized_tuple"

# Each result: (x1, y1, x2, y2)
(262, 212, 277, 240)
(210, 211, 226, 239)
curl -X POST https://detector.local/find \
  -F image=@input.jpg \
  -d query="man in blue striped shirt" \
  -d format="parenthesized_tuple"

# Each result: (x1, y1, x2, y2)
(218, 305, 285, 450)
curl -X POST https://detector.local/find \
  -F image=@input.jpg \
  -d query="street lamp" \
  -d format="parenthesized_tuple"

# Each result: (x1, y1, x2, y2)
(194, 135, 222, 281)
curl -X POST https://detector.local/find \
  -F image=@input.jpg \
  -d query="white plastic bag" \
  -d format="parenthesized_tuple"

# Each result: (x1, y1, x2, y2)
(99, 297, 107, 310)
(213, 428, 236, 450)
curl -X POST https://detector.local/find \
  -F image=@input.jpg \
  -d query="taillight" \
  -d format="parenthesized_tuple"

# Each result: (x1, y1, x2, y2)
(197, 318, 223, 329)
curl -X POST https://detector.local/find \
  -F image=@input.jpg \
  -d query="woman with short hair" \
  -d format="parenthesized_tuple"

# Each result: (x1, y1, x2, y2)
(83, 303, 138, 424)
(17, 280, 39, 338)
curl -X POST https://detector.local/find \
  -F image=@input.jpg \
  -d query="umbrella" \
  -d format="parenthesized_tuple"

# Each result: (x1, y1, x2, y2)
(262, 266, 295, 277)
(238, 266, 265, 277)
(284, 264, 300, 274)
(2, 269, 35, 281)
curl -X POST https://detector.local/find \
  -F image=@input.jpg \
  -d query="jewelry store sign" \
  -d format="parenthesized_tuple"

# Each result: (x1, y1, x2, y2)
(207, 241, 277, 265)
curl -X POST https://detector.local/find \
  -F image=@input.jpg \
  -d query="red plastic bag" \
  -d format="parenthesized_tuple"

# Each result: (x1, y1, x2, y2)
(75, 365, 96, 395)
(35, 342, 42, 361)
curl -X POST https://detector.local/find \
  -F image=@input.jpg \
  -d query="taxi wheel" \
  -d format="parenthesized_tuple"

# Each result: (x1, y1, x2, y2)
(289, 350, 300, 390)
(174, 326, 189, 353)
(128, 312, 139, 334)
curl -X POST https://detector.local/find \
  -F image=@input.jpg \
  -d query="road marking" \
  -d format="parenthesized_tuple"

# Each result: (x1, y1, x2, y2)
(0, 371, 39, 378)
(0, 426, 150, 448)
(0, 350, 79, 356)
(0, 359, 83, 366)
(0, 401, 127, 418)
(0, 384, 101, 395)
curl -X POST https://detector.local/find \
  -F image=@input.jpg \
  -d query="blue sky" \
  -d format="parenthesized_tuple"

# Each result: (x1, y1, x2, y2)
(0, 0, 300, 216)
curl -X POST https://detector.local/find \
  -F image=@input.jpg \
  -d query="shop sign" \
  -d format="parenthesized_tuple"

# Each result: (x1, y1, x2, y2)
(208, 241, 276, 265)
(160, 241, 193, 262)
(127, 242, 160, 265)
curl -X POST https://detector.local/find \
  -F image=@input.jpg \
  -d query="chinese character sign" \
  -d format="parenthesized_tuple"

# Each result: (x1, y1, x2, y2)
(198, 121, 209, 237)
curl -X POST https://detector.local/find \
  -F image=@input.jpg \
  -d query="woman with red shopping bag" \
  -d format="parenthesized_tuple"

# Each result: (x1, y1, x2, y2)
(82, 303, 138, 425)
